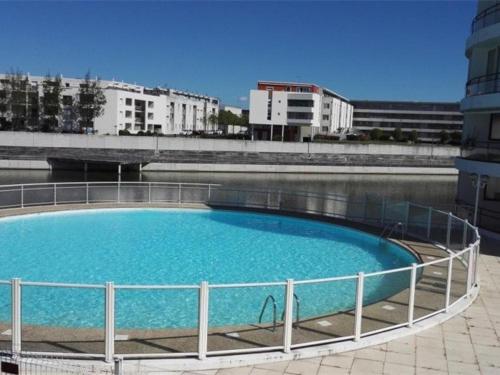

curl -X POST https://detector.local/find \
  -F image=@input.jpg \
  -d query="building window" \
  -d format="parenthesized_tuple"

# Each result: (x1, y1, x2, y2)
(288, 112, 313, 120)
(62, 96, 73, 106)
(322, 115, 329, 120)
(126, 98, 132, 106)
(324, 103, 330, 109)
(148, 101, 154, 109)
(485, 177, 500, 201)
(490, 113, 500, 140)
(287, 99, 314, 107)
(148, 113, 154, 120)
(322, 126, 329, 132)
(125, 111, 132, 118)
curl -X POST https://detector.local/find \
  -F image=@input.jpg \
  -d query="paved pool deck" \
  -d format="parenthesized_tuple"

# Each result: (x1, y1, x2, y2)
(172, 252, 499, 375)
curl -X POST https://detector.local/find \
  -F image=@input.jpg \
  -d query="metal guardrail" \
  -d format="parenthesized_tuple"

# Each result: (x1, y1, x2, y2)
(471, 3, 500, 33)
(466, 72, 500, 97)
(0, 182, 481, 364)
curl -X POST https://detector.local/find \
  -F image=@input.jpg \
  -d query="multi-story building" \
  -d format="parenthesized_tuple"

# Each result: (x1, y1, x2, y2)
(249, 81, 353, 142)
(0, 74, 219, 135)
(455, 0, 500, 233)
(351, 100, 463, 143)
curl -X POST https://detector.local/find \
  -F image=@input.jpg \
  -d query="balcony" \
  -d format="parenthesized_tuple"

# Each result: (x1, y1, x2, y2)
(461, 73, 500, 111)
(471, 3, 500, 33)
(461, 141, 500, 163)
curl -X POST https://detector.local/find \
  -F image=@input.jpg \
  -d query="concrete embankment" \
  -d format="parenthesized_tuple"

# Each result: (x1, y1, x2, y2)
(0, 131, 460, 174)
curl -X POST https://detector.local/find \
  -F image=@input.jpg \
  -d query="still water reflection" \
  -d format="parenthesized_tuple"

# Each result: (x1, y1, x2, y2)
(0, 170, 457, 210)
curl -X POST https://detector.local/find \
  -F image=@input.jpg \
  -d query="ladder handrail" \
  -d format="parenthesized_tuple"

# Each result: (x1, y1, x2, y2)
(379, 222, 404, 241)
(281, 293, 300, 328)
(258, 294, 277, 331)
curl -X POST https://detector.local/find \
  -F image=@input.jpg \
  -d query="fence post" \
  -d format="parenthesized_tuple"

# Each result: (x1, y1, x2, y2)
(198, 281, 209, 360)
(354, 272, 364, 341)
(11, 278, 21, 355)
(148, 183, 152, 204)
(445, 257, 453, 312)
(54, 183, 57, 206)
(466, 247, 474, 297)
(105, 282, 115, 363)
(462, 219, 468, 248)
(86, 183, 89, 204)
(380, 197, 386, 225)
(117, 181, 121, 203)
(178, 184, 182, 204)
(407, 264, 417, 327)
(446, 213, 452, 250)
(208, 185, 211, 201)
(362, 194, 367, 222)
(283, 279, 294, 353)
(426, 207, 432, 239)
(114, 357, 123, 375)
(20, 185, 24, 208)
(404, 201, 410, 235)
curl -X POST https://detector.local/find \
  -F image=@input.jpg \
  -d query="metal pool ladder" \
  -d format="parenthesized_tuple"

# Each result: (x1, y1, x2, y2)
(379, 222, 404, 242)
(281, 293, 300, 329)
(258, 295, 277, 331)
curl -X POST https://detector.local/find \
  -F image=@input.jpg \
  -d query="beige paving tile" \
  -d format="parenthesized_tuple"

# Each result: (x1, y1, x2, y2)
(217, 367, 254, 375)
(317, 366, 349, 375)
(383, 362, 415, 375)
(385, 351, 415, 366)
(249, 368, 283, 375)
(254, 362, 290, 372)
(320, 355, 354, 369)
(446, 361, 480, 375)
(285, 360, 320, 375)
(353, 347, 386, 362)
(350, 358, 383, 374)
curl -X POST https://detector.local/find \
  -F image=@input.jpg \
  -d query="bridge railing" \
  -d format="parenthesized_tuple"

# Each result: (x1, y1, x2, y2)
(0, 182, 480, 363)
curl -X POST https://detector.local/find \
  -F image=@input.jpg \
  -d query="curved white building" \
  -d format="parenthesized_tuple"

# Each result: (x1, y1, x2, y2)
(456, 0, 500, 232)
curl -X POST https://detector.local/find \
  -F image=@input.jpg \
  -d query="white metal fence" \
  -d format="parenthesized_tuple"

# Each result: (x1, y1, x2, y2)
(0, 182, 480, 364)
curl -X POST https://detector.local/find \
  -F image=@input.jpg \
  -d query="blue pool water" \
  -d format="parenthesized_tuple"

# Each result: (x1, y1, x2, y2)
(0, 208, 417, 329)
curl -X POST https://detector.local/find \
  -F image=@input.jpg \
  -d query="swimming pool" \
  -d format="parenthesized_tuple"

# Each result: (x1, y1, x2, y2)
(0, 208, 417, 329)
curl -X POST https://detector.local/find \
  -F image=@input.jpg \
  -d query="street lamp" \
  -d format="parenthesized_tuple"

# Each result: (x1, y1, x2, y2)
(470, 173, 489, 226)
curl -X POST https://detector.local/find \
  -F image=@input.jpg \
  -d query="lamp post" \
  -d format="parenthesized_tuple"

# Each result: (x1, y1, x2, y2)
(470, 173, 489, 226)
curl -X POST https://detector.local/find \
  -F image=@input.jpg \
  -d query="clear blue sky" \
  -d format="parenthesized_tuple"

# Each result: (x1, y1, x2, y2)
(0, 1, 476, 107)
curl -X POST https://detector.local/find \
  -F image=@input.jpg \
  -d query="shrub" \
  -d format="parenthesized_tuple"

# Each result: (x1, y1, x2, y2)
(313, 134, 340, 143)
(118, 129, 130, 136)
(408, 130, 418, 143)
(439, 130, 450, 144)
(392, 127, 404, 142)
(369, 128, 383, 141)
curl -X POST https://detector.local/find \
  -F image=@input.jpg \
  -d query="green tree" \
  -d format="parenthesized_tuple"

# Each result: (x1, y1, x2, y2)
(75, 71, 106, 132)
(369, 128, 383, 141)
(449, 131, 461, 145)
(439, 130, 450, 144)
(208, 113, 218, 131)
(408, 130, 419, 143)
(41, 74, 62, 132)
(5, 69, 39, 131)
(392, 126, 403, 142)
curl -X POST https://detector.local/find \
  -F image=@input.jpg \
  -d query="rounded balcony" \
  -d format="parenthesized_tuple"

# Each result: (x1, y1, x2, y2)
(466, 3, 500, 57)
(461, 72, 500, 112)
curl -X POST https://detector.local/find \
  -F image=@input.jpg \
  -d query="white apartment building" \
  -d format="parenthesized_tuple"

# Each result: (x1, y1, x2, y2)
(249, 81, 353, 142)
(0, 74, 219, 135)
(455, 0, 500, 233)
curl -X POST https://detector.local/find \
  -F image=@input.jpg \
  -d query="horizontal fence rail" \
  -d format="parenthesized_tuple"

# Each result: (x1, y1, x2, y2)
(0, 182, 481, 364)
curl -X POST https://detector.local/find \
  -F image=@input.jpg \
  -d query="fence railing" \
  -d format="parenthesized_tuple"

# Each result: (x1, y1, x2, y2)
(0, 182, 480, 363)
(471, 3, 500, 33)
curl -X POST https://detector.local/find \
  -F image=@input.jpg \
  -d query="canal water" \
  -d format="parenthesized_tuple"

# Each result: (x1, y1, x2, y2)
(0, 170, 457, 210)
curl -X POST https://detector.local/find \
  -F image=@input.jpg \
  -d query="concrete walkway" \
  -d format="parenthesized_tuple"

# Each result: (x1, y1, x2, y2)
(175, 253, 500, 375)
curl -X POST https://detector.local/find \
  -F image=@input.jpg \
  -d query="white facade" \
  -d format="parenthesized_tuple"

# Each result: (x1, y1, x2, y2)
(455, 0, 500, 233)
(249, 81, 353, 141)
(0, 74, 219, 135)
